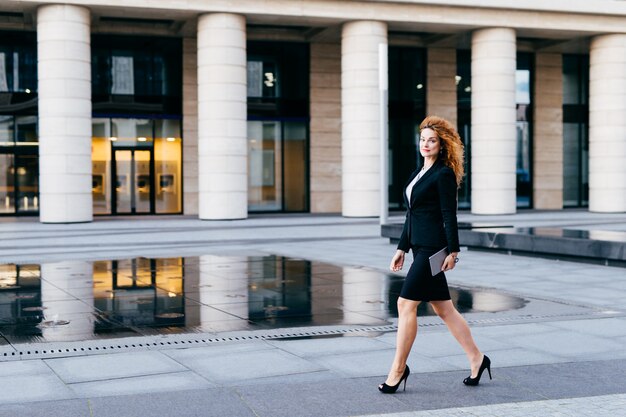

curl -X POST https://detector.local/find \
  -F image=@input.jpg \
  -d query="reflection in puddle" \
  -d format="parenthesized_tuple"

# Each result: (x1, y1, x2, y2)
(0, 256, 528, 344)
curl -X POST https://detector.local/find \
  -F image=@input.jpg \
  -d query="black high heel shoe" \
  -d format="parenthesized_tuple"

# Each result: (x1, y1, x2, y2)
(379, 365, 410, 394)
(463, 355, 491, 386)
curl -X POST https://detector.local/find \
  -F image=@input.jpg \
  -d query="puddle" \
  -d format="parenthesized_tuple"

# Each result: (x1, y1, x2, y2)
(0, 255, 529, 344)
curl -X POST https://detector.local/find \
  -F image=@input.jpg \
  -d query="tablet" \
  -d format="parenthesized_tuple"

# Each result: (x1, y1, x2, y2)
(428, 247, 448, 276)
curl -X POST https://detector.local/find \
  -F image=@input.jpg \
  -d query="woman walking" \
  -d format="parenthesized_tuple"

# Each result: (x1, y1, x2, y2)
(379, 116, 491, 393)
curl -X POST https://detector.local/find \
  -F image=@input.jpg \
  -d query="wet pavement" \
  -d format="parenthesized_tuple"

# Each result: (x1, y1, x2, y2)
(1, 254, 535, 345)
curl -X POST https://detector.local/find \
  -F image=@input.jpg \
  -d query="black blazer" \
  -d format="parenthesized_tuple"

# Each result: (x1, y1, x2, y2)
(397, 159, 460, 253)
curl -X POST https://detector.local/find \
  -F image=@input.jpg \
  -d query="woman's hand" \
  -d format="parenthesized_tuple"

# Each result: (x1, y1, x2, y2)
(390, 250, 406, 272)
(442, 252, 459, 272)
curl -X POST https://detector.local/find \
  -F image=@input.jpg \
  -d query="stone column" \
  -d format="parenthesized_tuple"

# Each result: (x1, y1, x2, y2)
(471, 28, 517, 214)
(533, 53, 563, 209)
(197, 13, 247, 220)
(37, 5, 92, 223)
(589, 35, 626, 213)
(341, 21, 387, 217)
(183, 37, 199, 215)
(427, 48, 457, 127)
(310, 41, 342, 213)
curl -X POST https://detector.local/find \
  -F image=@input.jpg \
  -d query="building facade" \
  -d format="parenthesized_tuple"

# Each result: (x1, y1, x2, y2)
(0, 0, 624, 222)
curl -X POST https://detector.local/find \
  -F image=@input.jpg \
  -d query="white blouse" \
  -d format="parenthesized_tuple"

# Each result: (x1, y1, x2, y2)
(405, 167, 429, 207)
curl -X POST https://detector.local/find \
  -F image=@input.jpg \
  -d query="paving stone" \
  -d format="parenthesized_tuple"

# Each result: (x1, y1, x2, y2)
(502, 329, 624, 358)
(166, 347, 325, 384)
(547, 317, 626, 338)
(88, 388, 256, 417)
(362, 393, 626, 417)
(0, 360, 54, 377)
(45, 351, 188, 383)
(237, 378, 412, 417)
(69, 371, 214, 397)
(0, 373, 75, 404)
(268, 335, 392, 357)
(0, 399, 91, 417)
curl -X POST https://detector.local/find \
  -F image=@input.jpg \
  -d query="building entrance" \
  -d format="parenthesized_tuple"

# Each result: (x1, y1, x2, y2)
(92, 117, 182, 216)
(112, 149, 153, 215)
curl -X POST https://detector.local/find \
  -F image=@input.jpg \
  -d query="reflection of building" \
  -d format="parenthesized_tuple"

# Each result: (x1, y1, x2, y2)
(0, 259, 186, 342)
(0, 264, 42, 339)
(0, 2, 624, 222)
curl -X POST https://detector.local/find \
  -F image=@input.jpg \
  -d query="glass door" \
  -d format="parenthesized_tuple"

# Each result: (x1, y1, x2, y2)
(113, 149, 153, 214)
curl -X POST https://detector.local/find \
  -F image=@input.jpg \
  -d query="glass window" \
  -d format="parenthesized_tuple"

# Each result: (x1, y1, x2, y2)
(0, 33, 38, 217)
(15, 47, 37, 93)
(248, 121, 282, 211)
(388, 47, 426, 210)
(110, 53, 135, 95)
(92, 118, 112, 215)
(247, 60, 279, 98)
(154, 119, 182, 214)
(0, 50, 9, 92)
(0, 153, 14, 213)
(91, 35, 182, 115)
(15, 155, 38, 213)
(247, 42, 309, 118)
(457, 50, 471, 209)
(562, 54, 589, 207)
(0, 43, 37, 93)
(247, 120, 308, 212)
(92, 49, 110, 96)
(516, 53, 533, 209)
(283, 122, 307, 212)
(16, 115, 37, 145)
(0, 115, 14, 146)
(246, 41, 310, 213)
(111, 118, 152, 147)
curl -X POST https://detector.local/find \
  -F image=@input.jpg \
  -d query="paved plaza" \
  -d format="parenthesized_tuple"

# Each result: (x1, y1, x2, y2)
(0, 210, 625, 416)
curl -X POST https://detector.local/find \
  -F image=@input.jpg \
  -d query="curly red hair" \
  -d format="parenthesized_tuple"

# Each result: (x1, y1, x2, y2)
(419, 115, 465, 187)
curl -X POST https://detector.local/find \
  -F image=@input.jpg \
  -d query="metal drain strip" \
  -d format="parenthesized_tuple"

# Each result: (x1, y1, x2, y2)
(1, 308, 622, 362)
(0, 325, 398, 362)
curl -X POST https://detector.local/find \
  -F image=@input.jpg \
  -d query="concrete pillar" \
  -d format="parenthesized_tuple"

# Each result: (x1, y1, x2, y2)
(310, 41, 342, 213)
(37, 5, 92, 223)
(427, 48, 457, 127)
(197, 13, 247, 220)
(183, 37, 199, 215)
(533, 53, 563, 209)
(589, 35, 626, 213)
(471, 28, 517, 214)
(341, 21, 387, 217)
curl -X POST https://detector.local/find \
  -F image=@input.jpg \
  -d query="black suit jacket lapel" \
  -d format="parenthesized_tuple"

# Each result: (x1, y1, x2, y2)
(403, 168, 420, 208)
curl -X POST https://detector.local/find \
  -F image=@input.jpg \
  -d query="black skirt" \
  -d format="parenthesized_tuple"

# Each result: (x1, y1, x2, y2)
(399, 246, 452, 301)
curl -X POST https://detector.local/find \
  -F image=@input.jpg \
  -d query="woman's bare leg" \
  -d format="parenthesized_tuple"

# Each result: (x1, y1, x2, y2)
(382, 297, 420, 386)
(430, 300, 483, 377)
